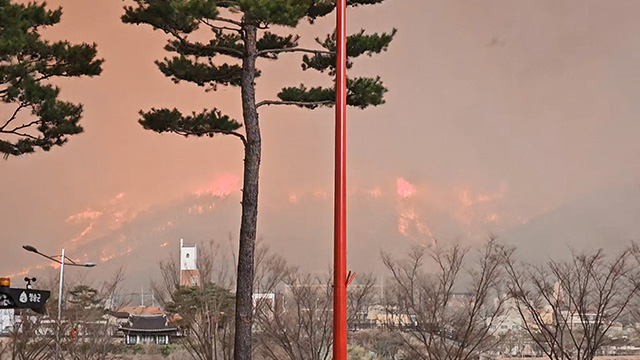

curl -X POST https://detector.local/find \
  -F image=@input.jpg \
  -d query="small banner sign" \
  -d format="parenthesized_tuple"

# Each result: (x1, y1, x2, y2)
(0, 287, 51, 314)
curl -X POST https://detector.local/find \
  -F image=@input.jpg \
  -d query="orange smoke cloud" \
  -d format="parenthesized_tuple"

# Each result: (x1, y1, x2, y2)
(459, 187, 503, 208)
(397, 178, 416, 198)
(195, 174, 240, 197)
(369, 187, 382, 198)
(284, 186, 330, 204)
(188, 204, 215, 214)
(396, 177, 434, 245)
(63, 192, 140, 254)
(398, 208, 434, 240)
(66, 211, 103, 223)
(155, 220, 174, 232)
(71, 223, 94, 242)
(99, 245, 135, 264)
(3, 264, 47, 280)
(453, 185, 508, 229)
(312, 189, 328, 200)
(391, 178, 514, 244)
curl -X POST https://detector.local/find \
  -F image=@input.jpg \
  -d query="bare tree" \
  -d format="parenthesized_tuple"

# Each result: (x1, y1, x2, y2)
(254, 271, 334, 360)
(0, 339, 7, 359)
(3, 270, 125, 360)
(252, 246, 379, 360)
(347, 273, 378, 331)
(64, 268, 126, 360)
(502, 245, 640, 360)
(253, 245, 291, 298)
(350, 329, 406, 360)
(381, 239, 507, 360)
(6, 311, 54, 360)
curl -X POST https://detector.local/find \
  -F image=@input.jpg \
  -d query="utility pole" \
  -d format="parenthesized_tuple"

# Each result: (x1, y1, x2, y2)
(332, 1, 348, 360)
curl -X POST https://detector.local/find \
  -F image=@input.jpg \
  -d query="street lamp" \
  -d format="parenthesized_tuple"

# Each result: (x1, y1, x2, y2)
(22, 245, 97, 360)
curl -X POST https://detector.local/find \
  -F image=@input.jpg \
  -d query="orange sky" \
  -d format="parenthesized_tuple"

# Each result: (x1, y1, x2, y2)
(3, 0, 640, 284)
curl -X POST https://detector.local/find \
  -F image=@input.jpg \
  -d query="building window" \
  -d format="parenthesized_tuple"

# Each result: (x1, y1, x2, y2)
(157, 335, 168, 345)
(140, 335, 154, 344)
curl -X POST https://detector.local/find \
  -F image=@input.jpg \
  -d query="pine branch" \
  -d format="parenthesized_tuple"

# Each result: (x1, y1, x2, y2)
(2, 130, 39, 141)
(200, 18, 241, 33)
(306, 0, 385, 21)
(301, 29, 396, 73)
(257, 47, 333, 57)
(174, 128, 247, 145)
(156, 57, 243, 87)
(216, 0, 240, 7)
(138, 107, 244, 144)
(216, 16, 242, 27)
(256, 99, 333, 109)
(277, 77, 386, 109)
(167, 38, 244, 59)
(0, 102, 27, 131)
(7, 119, 41, 133)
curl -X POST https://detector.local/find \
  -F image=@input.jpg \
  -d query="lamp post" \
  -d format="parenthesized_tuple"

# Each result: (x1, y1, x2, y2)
(22, 245, 97, 360)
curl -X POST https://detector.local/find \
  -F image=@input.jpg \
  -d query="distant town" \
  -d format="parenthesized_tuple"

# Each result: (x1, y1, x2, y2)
(2, 239, 640, 360)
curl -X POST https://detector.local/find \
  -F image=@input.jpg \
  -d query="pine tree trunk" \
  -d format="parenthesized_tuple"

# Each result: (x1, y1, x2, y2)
(234, 24, 260, 360)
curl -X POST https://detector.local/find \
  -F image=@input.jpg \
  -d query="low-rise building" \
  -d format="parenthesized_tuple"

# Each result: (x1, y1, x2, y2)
(119, 315, 178, 345)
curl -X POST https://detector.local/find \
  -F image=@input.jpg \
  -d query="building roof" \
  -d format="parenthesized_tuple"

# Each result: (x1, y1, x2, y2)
(117, 306, 166, 316)
(119, 315, 178, 333)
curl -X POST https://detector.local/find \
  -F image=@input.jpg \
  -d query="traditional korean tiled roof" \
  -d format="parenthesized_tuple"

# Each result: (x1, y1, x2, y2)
(119, 315, 178, 333)
(117, 306, 166, 316)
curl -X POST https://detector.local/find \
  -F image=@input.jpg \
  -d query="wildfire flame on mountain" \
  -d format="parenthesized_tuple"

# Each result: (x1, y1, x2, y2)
(65, 192, 140, 246)
(4, 265, 47, 281)
(396, 177, 435, 246)
(34, 173, 516, 283)
(194, 174, 240, 197)
(397, 177, 416, 199)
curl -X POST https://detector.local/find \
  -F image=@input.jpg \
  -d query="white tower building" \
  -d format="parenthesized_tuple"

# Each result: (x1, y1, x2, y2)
(180, 239, 200, 287)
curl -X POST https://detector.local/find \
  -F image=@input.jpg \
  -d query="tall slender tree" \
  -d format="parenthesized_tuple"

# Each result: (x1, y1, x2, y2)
(121, 2, 394, 360)
(0, 0, 102, 157)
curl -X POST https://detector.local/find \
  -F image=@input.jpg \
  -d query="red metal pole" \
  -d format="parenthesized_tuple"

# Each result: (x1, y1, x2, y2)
(333, 0, 347, 360)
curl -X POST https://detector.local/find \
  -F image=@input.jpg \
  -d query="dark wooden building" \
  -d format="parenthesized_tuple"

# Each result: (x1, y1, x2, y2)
(118, 315, 178, 345)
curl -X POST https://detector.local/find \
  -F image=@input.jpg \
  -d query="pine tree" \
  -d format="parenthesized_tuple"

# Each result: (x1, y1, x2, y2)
(122, 2, 394, 359)
(0, 0, 103, 157)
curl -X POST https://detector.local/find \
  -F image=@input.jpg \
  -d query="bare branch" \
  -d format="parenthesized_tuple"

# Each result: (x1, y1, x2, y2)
(382, 239, 505, 360)
(0, 102, 28, 131)
(503, 245, 639, 360)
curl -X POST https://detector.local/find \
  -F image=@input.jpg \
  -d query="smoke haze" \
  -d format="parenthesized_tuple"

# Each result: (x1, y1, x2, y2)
(2, 0, 640, 288)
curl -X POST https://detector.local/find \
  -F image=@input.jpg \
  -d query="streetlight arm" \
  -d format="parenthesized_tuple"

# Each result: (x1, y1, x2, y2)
(22, 245, 96, 267)
(62, 256, 78, 265)
(32, 251, 64, 265)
